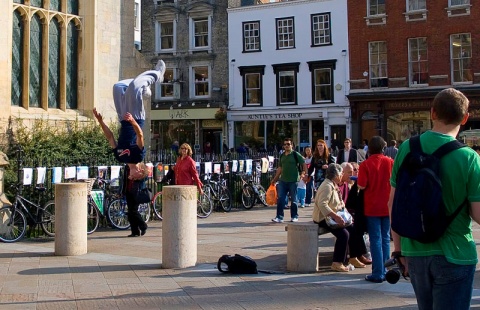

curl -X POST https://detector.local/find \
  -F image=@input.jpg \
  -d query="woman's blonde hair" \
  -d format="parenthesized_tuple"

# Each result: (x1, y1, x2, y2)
(180, 143, 193, 156)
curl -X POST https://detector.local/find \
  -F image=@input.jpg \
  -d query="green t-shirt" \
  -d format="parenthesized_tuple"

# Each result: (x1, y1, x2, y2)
(279, 151, 305, 182)
(391, 131, 480, 265)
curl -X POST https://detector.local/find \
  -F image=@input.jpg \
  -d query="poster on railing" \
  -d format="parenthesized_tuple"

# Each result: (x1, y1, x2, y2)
(195, 162, 200, 176)
(76, 166, 89, 180)
(245, 159, 253, 174)
(239, 160, 245, 173)
(98, 166, 108, 179)
(23, 168, 33, 185)
(268, 156, 275, 171)
(64, 166, 76, 180)
(231, 160, 238, 172)
(52, 167, 62, 184)
(155, 164, 164, 182)
(146, 162, 154, 178)
(110, 166, 121, 180)
(223, 161, 230, 173)
(204, 162, 212, 175)
(213, 163, 221, 174)
(36, 167, 46, 184)
(261, 158, 269, 173)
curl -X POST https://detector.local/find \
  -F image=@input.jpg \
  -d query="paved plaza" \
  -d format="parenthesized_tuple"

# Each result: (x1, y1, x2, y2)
(1, 205, 480, 309)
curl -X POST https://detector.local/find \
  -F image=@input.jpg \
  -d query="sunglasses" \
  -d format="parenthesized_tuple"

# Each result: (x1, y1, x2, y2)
(284, 143, 291, 146)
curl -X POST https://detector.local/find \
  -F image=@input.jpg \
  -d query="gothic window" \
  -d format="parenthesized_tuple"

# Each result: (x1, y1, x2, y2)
(49, 18, 61, 108)
(68, 0, 79, 15)
(29, 14, 42, 107)
(50, 0, 61, 11)
(30, 0, 43, 8)
(67, 21, 79, 109)
(11, 10, 23, 106)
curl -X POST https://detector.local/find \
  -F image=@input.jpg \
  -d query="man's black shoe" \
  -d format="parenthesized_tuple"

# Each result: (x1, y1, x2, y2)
(128, 234, 140, 237)
(141, 226, 148, 236)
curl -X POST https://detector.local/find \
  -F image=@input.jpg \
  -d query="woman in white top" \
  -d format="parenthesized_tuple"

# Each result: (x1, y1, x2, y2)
(303, 146, 314, 206)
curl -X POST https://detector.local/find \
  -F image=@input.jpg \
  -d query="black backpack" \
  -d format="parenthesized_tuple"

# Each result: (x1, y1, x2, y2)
(391, 135, 467, 244)
(217, 254, 258, 274)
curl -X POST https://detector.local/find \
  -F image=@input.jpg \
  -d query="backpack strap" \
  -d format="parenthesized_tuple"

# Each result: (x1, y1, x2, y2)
(432, 139, 466, 159)
(409, 135, 422, 154)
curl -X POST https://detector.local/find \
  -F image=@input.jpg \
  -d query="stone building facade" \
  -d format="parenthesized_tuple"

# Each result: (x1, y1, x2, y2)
(141, 0, 229, 157)
(1, 0, 148, 146)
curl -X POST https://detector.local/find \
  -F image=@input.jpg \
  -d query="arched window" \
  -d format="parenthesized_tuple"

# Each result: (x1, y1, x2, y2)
(49, 0, 61, 12)
(11, 10, 24, 106)
(30, 0, 43, 8)
(49, 18, 61, 109)
(13, 0, 25, 4)
(67, 0, 79, 15)
(67, 21, 78, 109)
(29, 14, 42, 107)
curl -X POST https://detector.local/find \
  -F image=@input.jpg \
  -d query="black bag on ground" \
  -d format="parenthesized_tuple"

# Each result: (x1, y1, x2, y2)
(217, 254, 258, 274)
(391, 135, 467, 243)
(135, 188, 152, 204)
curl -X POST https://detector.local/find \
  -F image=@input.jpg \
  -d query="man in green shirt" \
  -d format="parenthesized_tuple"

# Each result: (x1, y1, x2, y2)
(388, 88, 480, 310)
(271, 138, 307, 223)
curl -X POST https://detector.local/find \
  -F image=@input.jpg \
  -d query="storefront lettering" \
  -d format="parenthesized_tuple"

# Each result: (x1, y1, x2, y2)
(247, 113, 303, 120)
(169, 109, 189, 119)
(386, 101, 431, 109)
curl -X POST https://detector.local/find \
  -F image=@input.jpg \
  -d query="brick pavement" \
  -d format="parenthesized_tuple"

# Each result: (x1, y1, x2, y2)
(1, 206, 479, 309)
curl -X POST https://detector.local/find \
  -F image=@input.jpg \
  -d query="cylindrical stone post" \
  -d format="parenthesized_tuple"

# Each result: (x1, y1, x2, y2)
(287, 222, 319, 272)
(54, 183, 88, 256)
(162, 185, 197, 269)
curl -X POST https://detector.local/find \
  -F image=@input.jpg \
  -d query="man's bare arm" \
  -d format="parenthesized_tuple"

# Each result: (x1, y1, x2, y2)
(93, 108, 117, 148)
(124, 112, 144, 149)
(469, 202, 480, 224)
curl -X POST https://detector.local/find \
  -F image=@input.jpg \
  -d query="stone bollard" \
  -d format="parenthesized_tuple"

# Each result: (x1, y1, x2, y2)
(286, 222, 319, 272)
(54, 183, 88, 256)
(162, 185, 197, 269)
(0, 152, 11, 208)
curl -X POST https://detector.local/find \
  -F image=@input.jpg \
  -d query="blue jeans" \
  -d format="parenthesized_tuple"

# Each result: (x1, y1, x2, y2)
(305, 178, 314, 204)
(296, 188, 306, 206)
(366, 216, 390, 280)
(408, 256, 475, 310)
(276, 180, 298, 219)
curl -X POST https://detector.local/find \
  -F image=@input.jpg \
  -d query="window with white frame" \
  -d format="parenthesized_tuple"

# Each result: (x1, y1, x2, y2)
(368, 0, 386, 16)
(155, 21, 175, 52)
(307, 60, 336, 104)
(311, 13, 331, 46)
(407, 0, 426, 11)
(134, 3, 140, 29)
(276, 17, 295, 49)
(369, 41, 388, 88)
(193, 18, 209, 48)
(408, 38, 428, 85)
(272, 63, 299, 105)
(451, 33, 472, 83)
(155, 68, 175, 100)
(191, 66, 210, 98)
(243, 21, 260, 52)
(239, 66, 265, 106)
(450, 0, 469, 6)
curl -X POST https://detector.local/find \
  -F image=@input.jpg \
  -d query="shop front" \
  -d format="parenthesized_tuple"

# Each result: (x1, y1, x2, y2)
(227, 107, 350, 152)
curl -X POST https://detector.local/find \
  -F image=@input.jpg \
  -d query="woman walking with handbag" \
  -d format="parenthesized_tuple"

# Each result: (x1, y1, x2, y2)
(313, 163, 367, 272)
(123, 163, 149, 237)
(308, 139, 335, 191)
(174, 143, 203, 195)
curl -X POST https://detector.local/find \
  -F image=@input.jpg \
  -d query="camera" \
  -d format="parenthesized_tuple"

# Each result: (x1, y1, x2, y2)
(384, 251, 408, 284)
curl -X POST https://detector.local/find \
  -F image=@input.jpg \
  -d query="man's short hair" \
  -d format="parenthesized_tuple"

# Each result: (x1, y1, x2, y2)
(344, 138, 352, 143)
(432, 88, 469, 125)
(390, 140, 397, 147)
(369, 136, 386, 154)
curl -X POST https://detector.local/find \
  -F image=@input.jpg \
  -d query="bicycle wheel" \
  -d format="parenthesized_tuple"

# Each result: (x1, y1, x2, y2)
(41, 200, 56, 237)
(241, 185, 255, 209)
(256, 185, 268, 207)
(0, 206, 27, 243)
(87, 202, 100, 234)
(218, 186, 232, 212)
(152, 191, 162, 220)
(139, 202, 151, 223)
(197, 192, 213, 218)
(108, 199, 130, 230)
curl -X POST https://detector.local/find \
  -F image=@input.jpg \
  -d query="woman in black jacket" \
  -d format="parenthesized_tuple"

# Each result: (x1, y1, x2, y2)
(308, 139, 335, 189)
(123, 163, 149, 237)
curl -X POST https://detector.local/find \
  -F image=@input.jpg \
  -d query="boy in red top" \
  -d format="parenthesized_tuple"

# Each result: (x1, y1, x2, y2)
(357, 136, 394, 283)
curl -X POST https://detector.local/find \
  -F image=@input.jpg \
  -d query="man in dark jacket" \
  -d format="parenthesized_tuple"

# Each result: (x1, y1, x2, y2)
(336, 138, 358, 164)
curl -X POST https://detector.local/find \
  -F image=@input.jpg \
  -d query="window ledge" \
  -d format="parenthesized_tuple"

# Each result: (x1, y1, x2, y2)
(409, 83, 429, 88)
(453, 81, 473, 85)
(389, 77, 406, 81)
(189, 47, 212, 54)
(404, 9, 427, 21)
(429, 75, 448, 79)
(348, 79, 367, 84)
(446, 4, 471, 17)
(364, 14, 387, 26)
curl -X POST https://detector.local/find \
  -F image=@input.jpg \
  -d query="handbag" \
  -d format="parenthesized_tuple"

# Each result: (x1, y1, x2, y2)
(135, 188, 152, 204)
(326, 208, 353, 229)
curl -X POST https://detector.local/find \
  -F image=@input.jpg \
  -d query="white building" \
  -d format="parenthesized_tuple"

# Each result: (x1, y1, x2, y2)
(227, 0, 350, 152)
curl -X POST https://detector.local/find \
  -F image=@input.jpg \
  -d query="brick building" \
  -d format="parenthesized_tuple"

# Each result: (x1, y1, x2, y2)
(141, 0, 229, 157)
(346, 0, 480, 145)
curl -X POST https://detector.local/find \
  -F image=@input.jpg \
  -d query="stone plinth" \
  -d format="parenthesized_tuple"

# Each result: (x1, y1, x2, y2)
(54, 183, 88, 256)
(0, 151, 10, 207)
(287, 222, 319, 272)
(162, 185, 197, 269)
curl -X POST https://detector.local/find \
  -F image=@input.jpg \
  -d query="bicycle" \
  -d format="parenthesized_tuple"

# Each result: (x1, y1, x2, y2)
(202, 173, 232, 212)
(240, 173, 267, 209)
(0, 184, 55, 242)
